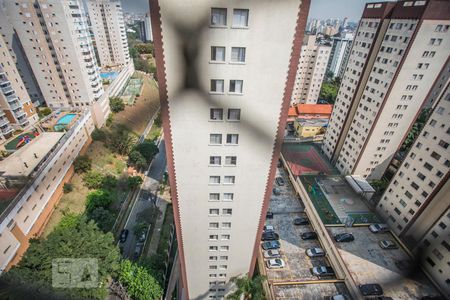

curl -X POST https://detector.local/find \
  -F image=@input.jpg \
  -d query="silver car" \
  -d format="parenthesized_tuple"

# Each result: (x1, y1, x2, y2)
(306, 247, 325, 257)
(369, 223, 389, 233)
(263, 249, 281, 259)
(379, 240, 398, 249)
(266, 258, 285, 269)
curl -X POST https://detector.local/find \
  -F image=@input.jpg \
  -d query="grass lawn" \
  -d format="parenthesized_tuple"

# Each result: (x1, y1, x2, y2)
(113, 74, 160, 136)
(147, 121, 162, 141)
(156, 204, 174, 255)
(42, 174, 89, 237)
(86, 141, 127, 176)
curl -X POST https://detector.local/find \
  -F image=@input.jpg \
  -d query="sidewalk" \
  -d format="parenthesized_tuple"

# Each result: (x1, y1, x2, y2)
(146, 198, 168, 255)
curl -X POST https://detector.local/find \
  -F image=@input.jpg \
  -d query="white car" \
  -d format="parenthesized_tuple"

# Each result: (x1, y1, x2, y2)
(369, 223, 389, 233)
(263, 249, 281, 259)
(306, 247, 325, 257)
(263, 225, 274, 232)
(266, 258, 285, 269)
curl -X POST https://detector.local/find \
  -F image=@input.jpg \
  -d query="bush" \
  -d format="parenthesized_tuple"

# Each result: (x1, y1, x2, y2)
(135, 141, 159, 162)
(110, 97, 125, 113)
(74, 155, 92, 173)
(87, 207, 116, 233)
(128, 176, 143, 189)
(118, 260, 163, 300)
(154, 113, 162, 127)
(83, 171, 105, 189)
(63, 183, 73, 194)
(102, 175, 118, 189)
(106, 114, 114, 127)
(129, 151, 147, 169)
(86, 190, 113, 213)
(38, 107, 52, 118)
(92, 128, 108, 142)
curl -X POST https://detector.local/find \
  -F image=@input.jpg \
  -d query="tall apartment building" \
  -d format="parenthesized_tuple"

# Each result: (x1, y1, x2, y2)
(291, 34, 331, 104)
(87, 0, 130, 68)
(322, 0, 450, 180)
(377, 78, 449, 297)
(326, 32, 354, 79)
(150, 0, 309, 298)
(0, 36, 38, 138)
(0, 0, 104, 108)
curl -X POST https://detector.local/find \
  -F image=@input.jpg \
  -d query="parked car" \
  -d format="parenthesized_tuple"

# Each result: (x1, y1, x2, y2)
(301, 231, 318, 240)
(334, 233, 355, 243)
(266, 258, 285, 269)
(263, 225, 274, 232)
(379, 240, 398, 250)
(293, 217, 309, 225)
(263, 249, 281, 259)
(261, 231, 280, 241)
(276, 177, 285, 186)
(266, 211, 274, 219)
(306, 247, 325, 257)
(359, 284, 383, 296)
(137, 231, 147, 244)
(273, 187, 281, 195)
(369, 223, 389, 233)
(119, 229, 129, 243)
(329, 295, 347, 300)
(311, 265, 335, 277)
(262, 240, 280, 250)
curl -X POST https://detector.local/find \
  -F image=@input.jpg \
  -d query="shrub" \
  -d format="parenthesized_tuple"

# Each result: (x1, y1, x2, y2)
(74, 155, 92, 173)
(129, 151, 147, 169)
(110, 97, 125, 113)
(92, 128, 108, 142)
(83, 171, 105, 189)
(128, 176, 143, 189)
(135, 141, 159, 162)
(63, 183, 73, 194)
(106, 114, 114, 127)
(38, 107, 52, 118)
(117, 260, 162, 300)
(102, 175, 118, 189)
(86, 190, 112, 213)
(87, 207, 116, 233)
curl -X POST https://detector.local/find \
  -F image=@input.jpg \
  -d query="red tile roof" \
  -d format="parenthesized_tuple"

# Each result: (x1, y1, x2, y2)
(297, 104, 333, 115)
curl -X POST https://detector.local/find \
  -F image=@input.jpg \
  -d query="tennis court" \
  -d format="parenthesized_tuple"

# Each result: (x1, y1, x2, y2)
(281, 143, 337, 176)
(120, 78, 143, 105)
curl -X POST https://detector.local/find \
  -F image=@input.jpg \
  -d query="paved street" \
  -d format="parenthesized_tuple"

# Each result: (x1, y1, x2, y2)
(120, 138, 167, 258)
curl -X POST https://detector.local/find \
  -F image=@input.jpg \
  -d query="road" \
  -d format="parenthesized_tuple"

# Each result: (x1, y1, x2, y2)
(120, 138, 167, 258)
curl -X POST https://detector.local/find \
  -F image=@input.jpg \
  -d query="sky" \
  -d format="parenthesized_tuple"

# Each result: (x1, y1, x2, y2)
(121, 0, 368, 22)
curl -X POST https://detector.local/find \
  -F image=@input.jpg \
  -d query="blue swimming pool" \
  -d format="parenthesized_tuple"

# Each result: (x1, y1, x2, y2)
(100, 71, 119, 80)
(57, 113, 76, 125)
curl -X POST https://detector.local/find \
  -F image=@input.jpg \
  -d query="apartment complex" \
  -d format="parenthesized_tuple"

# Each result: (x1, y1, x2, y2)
(322, 0, 450, 180)
(291, 34, 331, 104)
(151, 0, 309, 298)
(0, 0, 103, 109)
(326, 32, 354, 79)
(87, 0, 130, 68)
(377, 79, 449, 296)
(0, 110, 94, 272)
(0, 36, 38, 139)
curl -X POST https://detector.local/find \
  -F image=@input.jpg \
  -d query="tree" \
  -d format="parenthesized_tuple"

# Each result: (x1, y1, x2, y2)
(83, 171, 105, 189)
(154, 113, 162, 127)
(108, 126, 137, 155)
(129, 150, 147, 169)
(86, 190, 113, 213)
(38, 107, 52, 118)
(135, 43, 154, 55)
(135, 141, 159, 162)
(110, 97, 125, 113)
(138, 254, 166, 285)
(102, 174, 118, 189)
(319, 81, 339, 104)
(91, 128, 108, 142)
(74, 155, 92, 173)
(226, 275, 266, 300)
(117, 260, 163, 300)
(63, 183, 73, 194)
(87, 207, 116, 233)
(128, 176, 143, 189)
(2, 217, 120, 300)
(133, 222, 148, 239)
(370, 179, 389, 196)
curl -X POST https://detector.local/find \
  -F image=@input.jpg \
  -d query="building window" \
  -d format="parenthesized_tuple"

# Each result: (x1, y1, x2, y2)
(222, 209, 232, 215)
(232, 9, 249, 27)
(229, 80, 243, 93)
(222, 222, 231, 229)
(223, 193, 234, 201)
(209, 209, 220, 216)
(210, 156, 221, 166)
(210, 109, 223, 120)
(209, 222, 219, 229)
(431, 151, 441, 160)
(211, 80, 224, 93)
(439, 222, 447, 230)
(227, 109, 241, 121)
(231, 47, 246, 63)
(209, 246, 218, 251)
(424, 162, 433, 171)
(210, 134, 222, 144)
(225, 156, 237, 166)
(221, 234, 230, 240)
(438, 140, 449, 149)
(426, 257, 436, 267)
(211, 8, 227, 26)
(209, 193, 220, 201)
(211, 46, 225, 62)
(226, 134, 239, 145)
(223, 176, 235, 184)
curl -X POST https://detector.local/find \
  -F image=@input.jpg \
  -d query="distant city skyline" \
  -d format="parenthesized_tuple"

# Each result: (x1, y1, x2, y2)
(121, 0, 368, 22)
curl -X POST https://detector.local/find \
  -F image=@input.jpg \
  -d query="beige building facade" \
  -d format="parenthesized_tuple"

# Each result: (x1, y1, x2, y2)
(87, 0, 130, 68)
(291, 34, 331, 104)
(322, 0, 450, 180)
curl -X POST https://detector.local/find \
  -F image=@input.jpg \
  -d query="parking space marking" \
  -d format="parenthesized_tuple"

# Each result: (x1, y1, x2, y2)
(271, 279, 346, 286)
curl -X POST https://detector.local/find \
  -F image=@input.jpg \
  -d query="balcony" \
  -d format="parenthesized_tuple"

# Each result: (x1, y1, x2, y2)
(6, 94, 19, 104)
(1, 125, 13, 135)
(9, 101, 22, 111)
(0, 117, 9, 127)
(14, 109, 27, 119)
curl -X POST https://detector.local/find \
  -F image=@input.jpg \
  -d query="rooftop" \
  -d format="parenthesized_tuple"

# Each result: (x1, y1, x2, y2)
(0, 132, 64, 178)
(288, 104, 333, 117)
(296, 118, 329, 127)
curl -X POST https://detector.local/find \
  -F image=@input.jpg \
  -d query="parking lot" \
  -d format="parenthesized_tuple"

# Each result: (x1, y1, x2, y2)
(261, 167, 350, 298)
(328, 226, 439, 299)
